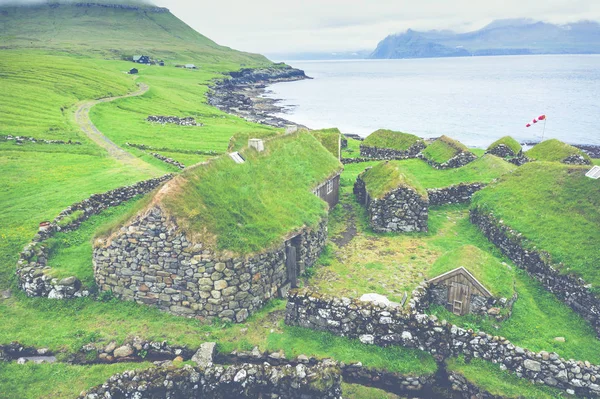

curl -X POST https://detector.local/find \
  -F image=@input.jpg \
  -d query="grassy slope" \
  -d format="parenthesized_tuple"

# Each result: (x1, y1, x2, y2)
(0, 2, 268, 65)
(0, 362, 152, 399)
(362, 129, 422, 151)
(391, 155, 515, 189)
(360, 161, 427, 199)
(526, 139, 591, 163)
(487, 136, 522, 154)
(341, 137, 362, 159)
(427, 245, 515, 298)
(421, 135, 471, 164)
(446, 357, 571, 399)
(472, 162, 600, 287)
(311, 128, 341, 158)
(159, 133, 342, 254)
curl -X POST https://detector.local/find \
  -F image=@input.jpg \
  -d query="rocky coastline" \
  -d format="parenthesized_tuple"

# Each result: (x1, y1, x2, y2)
(208, 64, 310, 128)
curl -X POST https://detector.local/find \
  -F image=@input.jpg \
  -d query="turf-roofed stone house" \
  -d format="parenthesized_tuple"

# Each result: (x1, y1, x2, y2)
(93, 133, 342, 322)
(525, 139, 592, 165)
(425, 245, 517, 318)
(354, 162, 429, 233)
(360, 129, 426, 159)
(485, 136, 522, 158)
(419, 135, 477, 169)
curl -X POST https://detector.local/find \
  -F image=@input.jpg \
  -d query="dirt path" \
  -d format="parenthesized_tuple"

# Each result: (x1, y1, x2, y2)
(74, 83, 160, 175)
(331, 202, 357, 248)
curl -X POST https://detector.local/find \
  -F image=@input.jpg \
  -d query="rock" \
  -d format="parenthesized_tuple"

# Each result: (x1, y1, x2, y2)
(104, 341, 117, 354)
(359, 293, 392, 306)
(359, 334, 374, 345)
(192, 342, 216, 368)
(16, 357, 28, 364)
(235, 309, 249, 323)
(523, 359, 541, 372)
(113, 345, 134, 358)
(233, 369, 247, 382)
(487, 307, 501, 315)
(554, 337, 566, 343)
(214, 280, 227, 290)
(58, 276, 79, 287)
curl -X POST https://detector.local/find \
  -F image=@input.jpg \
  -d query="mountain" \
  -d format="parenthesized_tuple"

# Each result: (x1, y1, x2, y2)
(370, 19, 600, 59)
(0, 0, 268, 65)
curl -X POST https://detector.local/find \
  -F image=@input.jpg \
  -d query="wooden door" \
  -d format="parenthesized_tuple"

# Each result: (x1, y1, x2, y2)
(286, 245, 298, 288)
(448, 282, 470, 315)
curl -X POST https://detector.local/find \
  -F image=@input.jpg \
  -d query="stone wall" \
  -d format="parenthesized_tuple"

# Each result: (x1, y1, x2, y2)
(285, 288, 600, 397)
(354, 175, 428, 233)
(418, 151, 478, 170)
(485, 144, 519, 158)
(79, 362, 343, 399)
(341, 157, 374, 165)
(563, 153, 592, 165)
(16, 175, 172, 299)
(1, 135, 81, 145)
(147, 115, 200, 126)
(150, 152, 185, 169)
(94, 207, 328, 322)
(448, 372, 505, 399)
(359, 141, 426, 160)
(427, 183, 486, 206)
(470, 207, 600, 337)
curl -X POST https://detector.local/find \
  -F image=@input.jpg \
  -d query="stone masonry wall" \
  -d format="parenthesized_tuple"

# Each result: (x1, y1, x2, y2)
(354, 174, 428, 233)
(485, 144, 519, 159)
(427, 183, 486, 206)
(16, 175, 172, 299)
(79, 362, 343, 399)
(359, 141, 426, 160)
(285, 288, 600, 397)
(470, 207, 600, 337)
(93, 206, 327, 322)
(418, 151, 478, 170)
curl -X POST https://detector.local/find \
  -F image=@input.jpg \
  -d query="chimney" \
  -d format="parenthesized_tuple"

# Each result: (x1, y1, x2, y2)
(248, 138, 264, 152)
(285, 125, 298, 134)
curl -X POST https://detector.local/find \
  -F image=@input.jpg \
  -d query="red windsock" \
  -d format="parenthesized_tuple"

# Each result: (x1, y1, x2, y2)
(538, 115, 546, 121)
(526, 123, 531, 127)
(533, 119, 538, 124)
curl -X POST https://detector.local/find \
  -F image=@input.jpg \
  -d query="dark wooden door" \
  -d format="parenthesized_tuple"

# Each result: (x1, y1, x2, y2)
(286, 245, 298, 288)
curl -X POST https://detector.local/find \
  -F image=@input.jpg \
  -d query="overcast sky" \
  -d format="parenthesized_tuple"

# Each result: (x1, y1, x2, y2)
(3, 0, 600, 54)
(148, 0, 600, 54)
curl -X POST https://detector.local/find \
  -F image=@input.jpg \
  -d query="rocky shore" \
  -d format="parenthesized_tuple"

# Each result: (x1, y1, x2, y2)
(208, 64, 310, 128)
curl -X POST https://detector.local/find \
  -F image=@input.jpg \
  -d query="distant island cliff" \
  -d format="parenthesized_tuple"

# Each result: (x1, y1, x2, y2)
(370, 18, 600, 59)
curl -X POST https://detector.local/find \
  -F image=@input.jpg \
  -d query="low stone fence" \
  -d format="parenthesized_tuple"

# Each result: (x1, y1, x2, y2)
(150, 152, 185, 169)
(1, 135, 81, 145)
(0, 342, 52, 361)
(427, 183, 486, 206)
(418, 151, 478, 169)
(125, 142, 220, 156)
(485, 144, 520, 159)
(470, 207, 600, 337)
(79, 361, 343, 399)
(359, 142, 426, 160)
(147, 115, 201, 126)
(16, 175, 172, 299)
(94, 206, 328, 322)
(285, 288, 600, 397)
(563, 153, 592, 165)
(341, 157, 375, 164)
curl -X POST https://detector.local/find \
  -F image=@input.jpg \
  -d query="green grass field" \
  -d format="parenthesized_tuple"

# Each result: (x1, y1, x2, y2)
(472, 162, 600, 288)
(361, 129, 423, 151)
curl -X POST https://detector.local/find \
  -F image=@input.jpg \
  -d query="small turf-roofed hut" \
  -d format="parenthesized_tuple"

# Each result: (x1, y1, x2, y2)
(93, 133, 342, 322)
(486, 136, 522, 158)
(419, 135, 477, 169)
(428, 267, 492, 316)
(360, 129, 426, 159)
(526, 139, 591, 165)
(354, 161, 429, 233)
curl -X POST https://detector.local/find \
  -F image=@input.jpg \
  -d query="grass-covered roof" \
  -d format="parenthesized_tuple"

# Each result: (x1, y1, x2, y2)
(420, 135, 472, 164)
(360, 161, 427, 200)
(311, 128, 341, 158)
(472, 162, 600, 289)
(362, 129, 423, 151)
(389, 155, 516, 189)
(427, 245, 515, 298)
(526, 139, 591, 163)
(151, 132, 342, 254)
(227, 130, 281, 152)
(487, 136, 522, 155)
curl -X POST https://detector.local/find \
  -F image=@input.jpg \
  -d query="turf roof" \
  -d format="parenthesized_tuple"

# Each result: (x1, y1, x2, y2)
(362, 129, 423, 151)
(526, 139, 591, 163)
(360, 161, 427, 199)
(153, 132, 342, 255)
(311, 128, 342, 158)
(487, 136, 522, 155)
(420, 135, 473, 164)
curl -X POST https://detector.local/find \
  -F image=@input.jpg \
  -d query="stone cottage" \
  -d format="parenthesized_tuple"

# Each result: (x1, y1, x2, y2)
(93, 133, 342, 322)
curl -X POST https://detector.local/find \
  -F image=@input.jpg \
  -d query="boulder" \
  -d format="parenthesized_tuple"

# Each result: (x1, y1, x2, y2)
(192, 342, 216, 368)
(113, 345, 134, 358)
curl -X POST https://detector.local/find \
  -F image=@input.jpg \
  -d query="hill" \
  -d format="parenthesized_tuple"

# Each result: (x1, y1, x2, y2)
(0, 0, 269, 65)
(370, 19, 600, 59)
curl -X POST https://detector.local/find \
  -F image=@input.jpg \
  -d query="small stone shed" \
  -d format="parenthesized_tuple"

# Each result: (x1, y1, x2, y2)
(427, 267, 492, 316)
(93, 133, 342, 322)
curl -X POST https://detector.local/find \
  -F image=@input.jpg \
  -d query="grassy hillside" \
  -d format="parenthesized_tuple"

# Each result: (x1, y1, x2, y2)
(311, 128, 342, 158)
(421, 135, 472, 164)
(0, 1, 269, 65)
(155, 133, 342, 254)
(472, 162, 600, 287)
(526, 139, 591, 163)
(427, 245, 515, 298)
(362, 129, 423, 151)
(487, 136, 521, 155)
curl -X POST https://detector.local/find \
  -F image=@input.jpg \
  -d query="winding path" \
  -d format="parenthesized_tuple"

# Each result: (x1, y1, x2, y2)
(74, 83, 160, 175)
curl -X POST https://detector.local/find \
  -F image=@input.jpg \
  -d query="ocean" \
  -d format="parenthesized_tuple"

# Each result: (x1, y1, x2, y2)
(264, 55, 600, 147)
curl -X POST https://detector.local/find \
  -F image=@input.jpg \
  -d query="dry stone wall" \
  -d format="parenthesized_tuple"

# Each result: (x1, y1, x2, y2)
(1, 135, 82, 145)
(470, 207, 600, 337)
(563, 153, 592, 165)
(16, 175, 172, 299)
(94, 206, 327, 322)
(146, 115, 200, 126)
(359, 142, 426, 160)
(79, 362, 343, 399)
(285, 288, 600, 397)
(486, 144, 519, 158)
(427, 183, 486, 206)
(418, 151, 478, 169)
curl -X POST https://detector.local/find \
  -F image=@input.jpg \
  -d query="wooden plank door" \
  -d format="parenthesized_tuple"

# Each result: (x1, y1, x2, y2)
(286, 245, 298, 288)
(448, 282, 470, 315)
